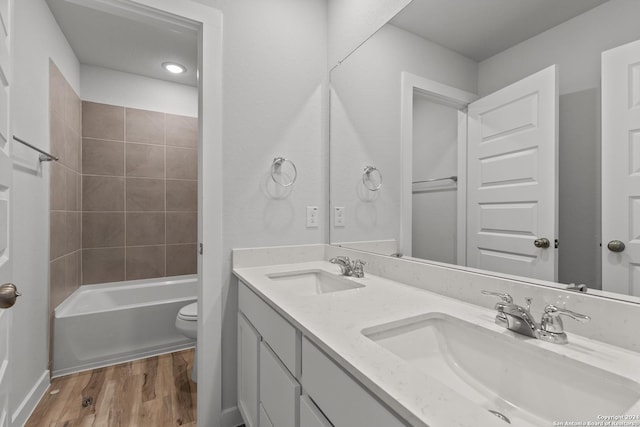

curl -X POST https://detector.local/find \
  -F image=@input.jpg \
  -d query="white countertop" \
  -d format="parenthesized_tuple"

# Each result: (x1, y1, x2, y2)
(234, 260, 640, 427)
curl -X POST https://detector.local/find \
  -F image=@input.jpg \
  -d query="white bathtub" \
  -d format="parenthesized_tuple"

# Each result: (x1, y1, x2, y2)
(53, 275, 197, 377)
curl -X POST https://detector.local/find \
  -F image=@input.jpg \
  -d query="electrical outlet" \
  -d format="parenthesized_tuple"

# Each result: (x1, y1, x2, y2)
(334, 206, 345, 227)
(306, 206, 319, 228)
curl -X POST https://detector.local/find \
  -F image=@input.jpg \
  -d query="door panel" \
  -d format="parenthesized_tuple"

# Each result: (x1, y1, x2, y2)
(602, 39, 640, 296)
(467, 65, 558, 281)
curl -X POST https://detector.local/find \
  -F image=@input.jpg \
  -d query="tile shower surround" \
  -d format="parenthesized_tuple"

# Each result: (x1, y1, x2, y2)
(49, 61, 82, 369)
(81, 101, 198, 284)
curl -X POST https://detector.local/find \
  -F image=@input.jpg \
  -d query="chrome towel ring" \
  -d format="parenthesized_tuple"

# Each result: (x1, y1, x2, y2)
(362, 165, 382, 191)
(271, 157, 297, 187)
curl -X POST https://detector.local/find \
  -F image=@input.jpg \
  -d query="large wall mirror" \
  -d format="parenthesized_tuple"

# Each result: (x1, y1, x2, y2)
(329, 0, 640, 302)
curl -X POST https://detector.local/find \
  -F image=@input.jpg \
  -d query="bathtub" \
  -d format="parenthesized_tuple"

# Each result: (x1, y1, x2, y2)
(53, 275, 197, 377)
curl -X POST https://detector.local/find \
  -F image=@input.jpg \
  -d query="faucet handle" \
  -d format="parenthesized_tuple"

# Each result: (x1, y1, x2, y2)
(543, 305, 590, 323)
(352, 259, 367, 278)
(540, 304, 590, 341)
(481, 290, 513, 304)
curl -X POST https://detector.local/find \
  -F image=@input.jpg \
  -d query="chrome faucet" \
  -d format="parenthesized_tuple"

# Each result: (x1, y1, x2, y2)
(482, 291, 590, 344)
(329, 256, 367, 278)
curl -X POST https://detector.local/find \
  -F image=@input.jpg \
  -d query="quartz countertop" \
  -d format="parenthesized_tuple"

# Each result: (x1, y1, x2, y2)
(234, 260, 640, 427)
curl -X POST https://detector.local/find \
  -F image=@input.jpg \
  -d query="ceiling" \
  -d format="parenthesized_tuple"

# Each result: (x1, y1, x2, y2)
(46, 0, 198, 86)
(390, 0, 610, 62)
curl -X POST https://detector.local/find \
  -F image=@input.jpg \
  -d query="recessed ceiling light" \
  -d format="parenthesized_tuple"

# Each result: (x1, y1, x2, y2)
(162, 62, 186, 74)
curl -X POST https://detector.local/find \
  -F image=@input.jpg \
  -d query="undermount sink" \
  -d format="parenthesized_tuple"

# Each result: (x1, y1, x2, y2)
(267, 270, 365, 296)
(363, 313, 640, 426)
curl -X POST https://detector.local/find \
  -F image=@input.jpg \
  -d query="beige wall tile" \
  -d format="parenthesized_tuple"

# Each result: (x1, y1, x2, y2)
(49, 61, 66, 118)
(82, 213, 125, 248)
(165, 114, 197, 148)
(166, 212, 197, 244)
(166, 244, 197, 276)
(66, 212, 81, 253)
(166, 147, 197, 180)
(166, 180, 197, 212)
(125, 143, 165, 178)
(82, 139, 124, 176)
(126, 178, 164, 211)
(64, 251, 81, 298)
(83, 175, 124, 211)
(49, 258, 66, 310)
(64, 126, 81, 172)
(126, 213, 165, 246)
(126, 108, 164, 145)
(50, 162, 66, 211)
(82, 101, 124, 141)
(126, 246, 165, 280)
(65, 168, 78, 211)
(82, 248, 125, 285)
(50, 212, 67, 260)
(50, 112, 65, 162)
(66, 87, 82, 136)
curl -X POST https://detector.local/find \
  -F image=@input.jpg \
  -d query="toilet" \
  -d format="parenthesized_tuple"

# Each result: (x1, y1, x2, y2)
(175, 302, 198, 382)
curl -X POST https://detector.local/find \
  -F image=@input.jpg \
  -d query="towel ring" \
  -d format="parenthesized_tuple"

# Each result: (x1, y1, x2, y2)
(271, 157, 297, 187)
(362, 165, 382, 191)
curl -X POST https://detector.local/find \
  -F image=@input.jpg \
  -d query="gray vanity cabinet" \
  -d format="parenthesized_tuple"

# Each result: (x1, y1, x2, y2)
(237, 280, 405, 427)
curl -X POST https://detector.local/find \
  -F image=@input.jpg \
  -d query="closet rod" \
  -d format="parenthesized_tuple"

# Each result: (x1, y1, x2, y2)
(412, 175, 457, 185)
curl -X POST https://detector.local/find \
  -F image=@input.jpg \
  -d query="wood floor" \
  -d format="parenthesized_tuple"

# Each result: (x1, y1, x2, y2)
(26, 349, 197, 427)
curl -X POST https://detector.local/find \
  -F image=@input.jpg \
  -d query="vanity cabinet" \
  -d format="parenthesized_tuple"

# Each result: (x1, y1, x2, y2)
(237, 313, 260, 427)
(301, 337, 406, 427)
(300, 395, 332, 427)
(238, 281, 405, 427)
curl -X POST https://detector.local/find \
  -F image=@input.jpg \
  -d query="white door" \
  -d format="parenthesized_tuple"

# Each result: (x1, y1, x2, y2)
(0, 0, 12, 424)
(466, 65, 558, 281)
(602, 39, 640, 296)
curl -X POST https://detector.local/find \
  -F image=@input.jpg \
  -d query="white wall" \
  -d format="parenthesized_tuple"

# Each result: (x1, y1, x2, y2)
(330, 23, 477, 250)
(411, 95, 457, 263)
(80, 64, 198, 116)
(328, 0, 411, 68)
(195, 0, 327, 422)
(478, 0, 640, 96)
(11, 0, 80, 423)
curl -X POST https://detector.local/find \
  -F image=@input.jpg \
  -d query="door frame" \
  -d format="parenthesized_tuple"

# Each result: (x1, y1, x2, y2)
(72, 1, 224, 425)
(399, 72, 477, 261)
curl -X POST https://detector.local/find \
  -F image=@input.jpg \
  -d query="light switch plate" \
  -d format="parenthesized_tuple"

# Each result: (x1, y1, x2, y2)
(334, 206, 345, 227)
(306, 206, 319, 228)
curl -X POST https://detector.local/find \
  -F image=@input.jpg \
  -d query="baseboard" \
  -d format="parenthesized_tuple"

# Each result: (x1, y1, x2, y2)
(12, 370, 49, 427)
(52, 342, 195, 378)
(222, 406, 244, 427)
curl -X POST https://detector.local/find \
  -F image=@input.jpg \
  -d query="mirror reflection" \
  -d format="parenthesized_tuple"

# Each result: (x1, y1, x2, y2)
(329, 0, 640, 300)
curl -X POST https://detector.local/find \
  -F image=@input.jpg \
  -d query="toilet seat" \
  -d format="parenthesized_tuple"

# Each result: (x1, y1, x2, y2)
(178, 302, 197, 321)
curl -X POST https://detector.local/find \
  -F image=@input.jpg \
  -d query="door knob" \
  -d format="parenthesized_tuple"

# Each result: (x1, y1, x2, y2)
(607, 240, 626, 253)
(534, 238, 550, 248)
(0, 283, 21, 309)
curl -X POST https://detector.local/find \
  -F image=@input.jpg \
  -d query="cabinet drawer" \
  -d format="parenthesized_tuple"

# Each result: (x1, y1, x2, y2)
(302, 337, 405, 427)
(239, 281, 300, 376)
(260, 342, 300, 427)
(300, 395, 332, 427)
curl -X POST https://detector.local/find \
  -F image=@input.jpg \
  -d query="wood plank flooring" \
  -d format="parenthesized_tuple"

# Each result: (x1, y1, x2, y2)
(26, 349, 197, 427)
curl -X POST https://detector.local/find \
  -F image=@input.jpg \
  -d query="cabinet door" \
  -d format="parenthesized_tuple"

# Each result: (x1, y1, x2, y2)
(260, 342, 300, 427)
(238, 313, 260, 427)
(301, 395, 332, 427)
